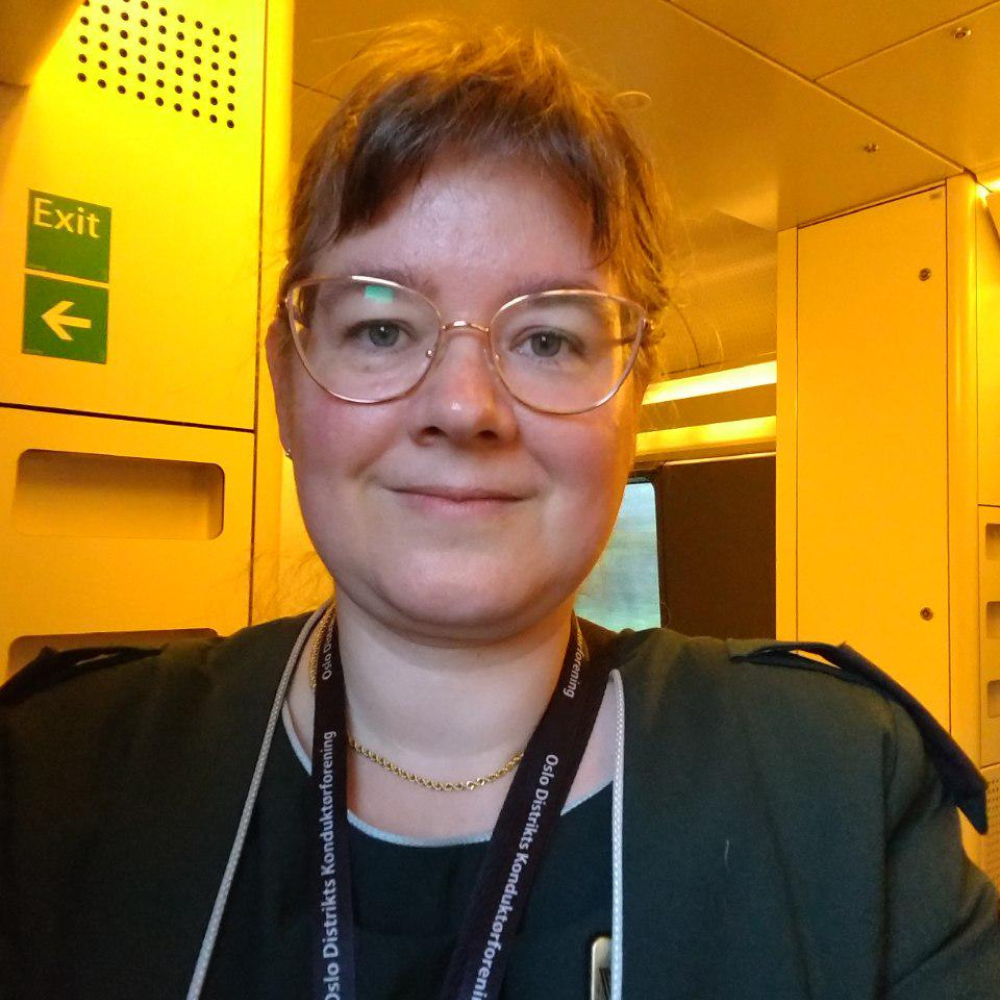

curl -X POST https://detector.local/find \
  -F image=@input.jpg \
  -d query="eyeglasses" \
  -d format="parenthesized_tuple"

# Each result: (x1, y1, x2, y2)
(284, 275, 650, 415)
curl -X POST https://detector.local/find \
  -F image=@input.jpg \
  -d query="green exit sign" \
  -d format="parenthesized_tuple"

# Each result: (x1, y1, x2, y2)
(22, 273, 109, 365)
(26, 190, 111, 283)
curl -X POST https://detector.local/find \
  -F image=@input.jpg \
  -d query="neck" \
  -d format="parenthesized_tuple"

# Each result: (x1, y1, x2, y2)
(284, 596, 617, 839)
(286, 595, 574, 777)
(332, 592, 574, 769)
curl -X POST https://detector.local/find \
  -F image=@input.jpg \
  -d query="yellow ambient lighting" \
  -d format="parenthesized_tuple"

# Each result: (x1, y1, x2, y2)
(636, 416, 777, 461)
(986, 191, 1000, 242)
(663, 450, 776, 467)
(642, 360, 777, 406)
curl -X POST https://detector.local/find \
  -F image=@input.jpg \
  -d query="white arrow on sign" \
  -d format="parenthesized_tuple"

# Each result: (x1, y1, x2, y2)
(42, 300, 92, 342)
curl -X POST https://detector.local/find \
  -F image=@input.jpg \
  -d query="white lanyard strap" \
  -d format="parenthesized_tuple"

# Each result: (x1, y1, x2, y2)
(185, 606, 326, 1000)
(610, 669, 625, 1000)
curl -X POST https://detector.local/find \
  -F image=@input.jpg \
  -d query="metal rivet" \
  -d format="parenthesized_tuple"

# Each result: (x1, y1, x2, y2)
(953, 26, 972, 40)
(919, 268, 932, 281)
(920, 607, 934, 620)
(863, 142, 879, 154)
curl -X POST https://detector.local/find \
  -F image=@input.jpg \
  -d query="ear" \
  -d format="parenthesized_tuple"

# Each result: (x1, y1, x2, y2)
(265, 318, 295, 456)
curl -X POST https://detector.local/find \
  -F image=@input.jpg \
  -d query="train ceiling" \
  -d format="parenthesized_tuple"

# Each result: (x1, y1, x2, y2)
(292, 1, 1000, 375)
(292, 0, 1000, 230)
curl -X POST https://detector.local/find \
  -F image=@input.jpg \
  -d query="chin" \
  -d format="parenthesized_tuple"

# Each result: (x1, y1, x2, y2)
(368, 569, 574, 643)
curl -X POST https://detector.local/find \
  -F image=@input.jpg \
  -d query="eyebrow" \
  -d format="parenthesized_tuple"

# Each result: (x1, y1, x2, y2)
(340, 264, 438, 299)
(330, 263, 603, 303)
(499, 276, 603, 300)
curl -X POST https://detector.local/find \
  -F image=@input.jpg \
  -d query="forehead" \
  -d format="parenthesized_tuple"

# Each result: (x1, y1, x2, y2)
(312, 156, 617, 306)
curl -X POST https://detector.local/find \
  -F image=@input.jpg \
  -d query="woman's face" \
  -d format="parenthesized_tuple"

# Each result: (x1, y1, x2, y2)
(271, 156, 640, 643)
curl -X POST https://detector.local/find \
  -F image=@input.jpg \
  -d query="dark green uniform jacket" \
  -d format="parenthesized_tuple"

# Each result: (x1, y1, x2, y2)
(2, 614, 998, 998)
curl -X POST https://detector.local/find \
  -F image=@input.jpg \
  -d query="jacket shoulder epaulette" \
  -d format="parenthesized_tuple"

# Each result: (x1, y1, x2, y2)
(727, 637, 988, 834)
(0, 644, 162, 709)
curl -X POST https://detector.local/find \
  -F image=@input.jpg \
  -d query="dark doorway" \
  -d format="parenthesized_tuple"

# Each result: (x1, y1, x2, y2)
(657, 455, 775, 640)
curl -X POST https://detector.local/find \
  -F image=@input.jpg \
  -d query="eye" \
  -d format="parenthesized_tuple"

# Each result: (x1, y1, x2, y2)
(525, 330, 569, 358)
(353, 321, 404, 349)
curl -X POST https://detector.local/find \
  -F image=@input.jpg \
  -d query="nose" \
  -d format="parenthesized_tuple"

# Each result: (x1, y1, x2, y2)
(407, 325, 518, 444)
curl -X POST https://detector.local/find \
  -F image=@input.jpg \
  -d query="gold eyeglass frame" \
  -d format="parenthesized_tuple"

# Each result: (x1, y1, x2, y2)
(284, 274, 651, 415)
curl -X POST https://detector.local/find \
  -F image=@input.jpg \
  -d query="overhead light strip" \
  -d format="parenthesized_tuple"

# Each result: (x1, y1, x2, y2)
(636, 416, 776, 462)
(642, 360, 777, 406)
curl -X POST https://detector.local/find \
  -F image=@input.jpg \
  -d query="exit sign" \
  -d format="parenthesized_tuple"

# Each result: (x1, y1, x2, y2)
(26, 190, 111, 283)
(23, 190, 112, 364)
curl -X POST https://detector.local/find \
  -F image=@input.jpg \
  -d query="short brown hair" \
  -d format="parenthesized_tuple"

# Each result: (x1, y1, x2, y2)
(277, 21, 672, 382)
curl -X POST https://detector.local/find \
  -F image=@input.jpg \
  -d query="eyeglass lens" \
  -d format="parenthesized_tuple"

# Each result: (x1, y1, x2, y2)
(289, 278, 644, 413)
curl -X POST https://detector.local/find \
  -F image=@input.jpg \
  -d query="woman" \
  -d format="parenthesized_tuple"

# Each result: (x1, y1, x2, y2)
(2, 22, 998, 1000)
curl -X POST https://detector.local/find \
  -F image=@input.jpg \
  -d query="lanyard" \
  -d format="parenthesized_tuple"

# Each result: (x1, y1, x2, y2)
(310, 614, 611, 1000)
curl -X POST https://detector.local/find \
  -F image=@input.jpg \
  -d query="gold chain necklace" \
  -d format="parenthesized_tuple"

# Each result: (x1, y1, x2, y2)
(307, 608, 524, 792)
(347, 741, 524, 792)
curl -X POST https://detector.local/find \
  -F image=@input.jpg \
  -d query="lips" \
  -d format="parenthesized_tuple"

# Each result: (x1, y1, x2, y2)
(387, 483, 530, 519)
(393, 485, 526, 502)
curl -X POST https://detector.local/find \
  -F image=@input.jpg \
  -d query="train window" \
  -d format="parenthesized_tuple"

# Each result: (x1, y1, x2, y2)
(576, 477, 661, 632)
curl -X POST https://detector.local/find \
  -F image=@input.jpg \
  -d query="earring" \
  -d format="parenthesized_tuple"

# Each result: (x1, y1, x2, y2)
(284, 446, 292, 459)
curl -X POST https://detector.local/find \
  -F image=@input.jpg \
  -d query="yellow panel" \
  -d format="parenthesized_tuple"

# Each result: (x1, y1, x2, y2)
(669, 0, 982, 79)
(0, 405, 253, 680)
(946, 174, 982, 768)
(979, 190, 1000, 505)
(983, 507, 1000, 767)
(775, 227, 797, 640)
(797, 189, 950, 725)
(0, 0, 266, 427)
(14, 450, 223, 539)
(822, 5, 1000, 174)
(251, 0, 292, 623)
(292, 0, 958, 231)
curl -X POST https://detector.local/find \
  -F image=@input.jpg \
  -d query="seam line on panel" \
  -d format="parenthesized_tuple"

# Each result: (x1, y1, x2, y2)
(815, 0, 999, 79)
(660, 0, 966, 171)
(248, 0, 272, 627)
(797, 182, 949, 231)
(0, 401, 253, 434)
(794, 231, 799, 640)
(945, 186, 953, 735)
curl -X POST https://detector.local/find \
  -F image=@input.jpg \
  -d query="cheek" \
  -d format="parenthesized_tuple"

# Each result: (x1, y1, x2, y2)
(291, 374, 384, 457)
(543, 411, 635, 537)
(288, 390, 395, 512)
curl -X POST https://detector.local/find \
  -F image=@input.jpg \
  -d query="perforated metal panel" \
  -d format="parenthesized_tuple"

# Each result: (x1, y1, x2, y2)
(75, 0, 240, 127)
(0, 0, 265, 427)
(984, 764, 1000, 890)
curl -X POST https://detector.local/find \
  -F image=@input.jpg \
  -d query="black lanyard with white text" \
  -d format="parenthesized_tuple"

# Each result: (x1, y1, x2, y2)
(310, 613, 612, 1000)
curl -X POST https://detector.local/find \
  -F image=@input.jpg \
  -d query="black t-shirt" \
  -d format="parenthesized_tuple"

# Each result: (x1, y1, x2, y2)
(205, 713, 612, 999)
